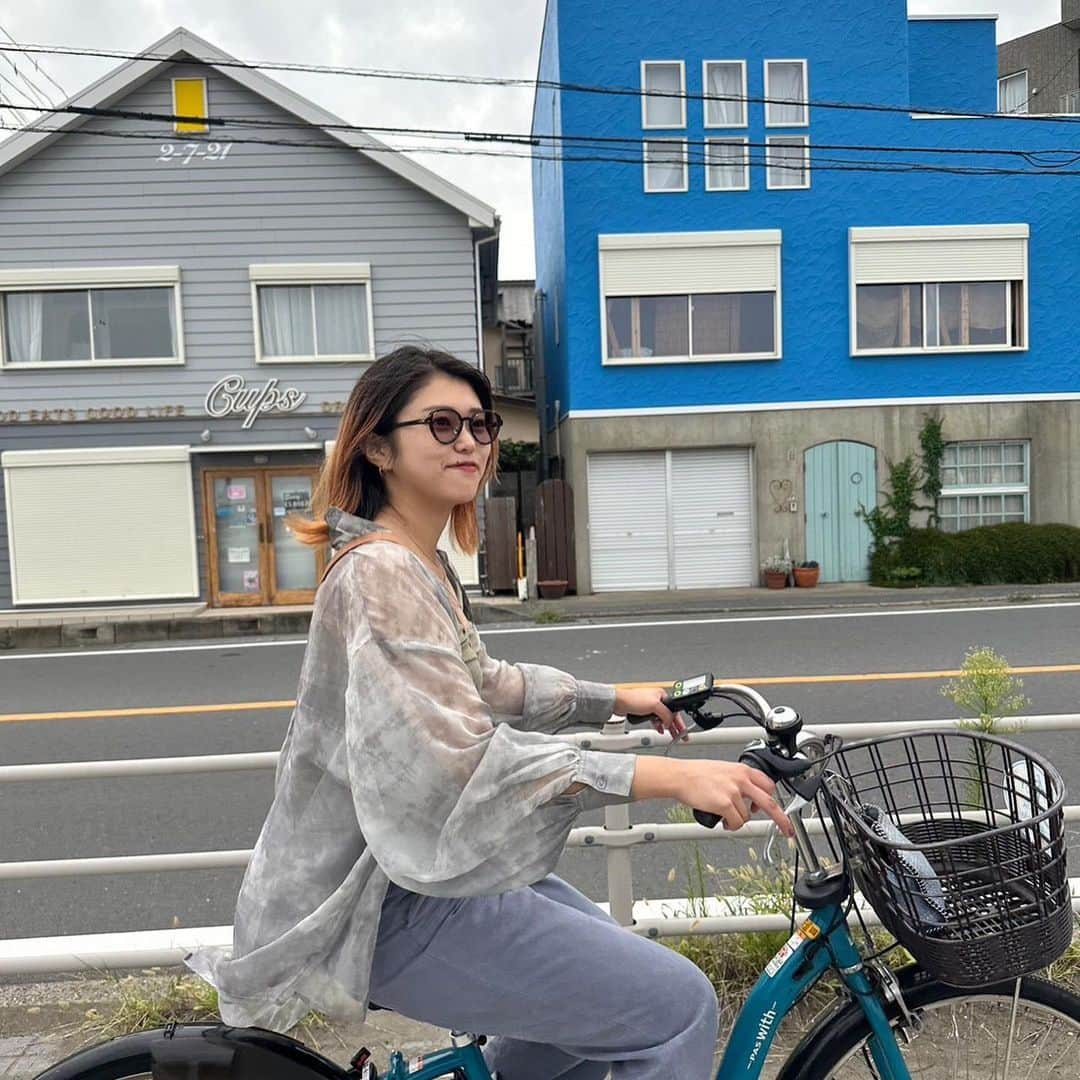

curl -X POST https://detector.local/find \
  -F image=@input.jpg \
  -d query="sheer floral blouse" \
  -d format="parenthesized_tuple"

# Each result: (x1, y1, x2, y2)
(184, 506, 637, 1032)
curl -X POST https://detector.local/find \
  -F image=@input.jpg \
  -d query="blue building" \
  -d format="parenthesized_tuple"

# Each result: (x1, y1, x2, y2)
(532, 1, 1080, 592)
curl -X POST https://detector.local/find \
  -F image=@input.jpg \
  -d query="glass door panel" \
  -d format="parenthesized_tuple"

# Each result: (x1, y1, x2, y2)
(212, 475, 264, 601)
(268, 473, 318, 597)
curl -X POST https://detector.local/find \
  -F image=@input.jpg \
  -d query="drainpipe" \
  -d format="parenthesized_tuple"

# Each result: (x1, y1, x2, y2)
(473, 229, 500, 375)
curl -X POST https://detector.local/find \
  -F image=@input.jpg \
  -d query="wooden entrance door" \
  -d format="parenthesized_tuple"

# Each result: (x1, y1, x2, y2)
(204, 467, 326, 606)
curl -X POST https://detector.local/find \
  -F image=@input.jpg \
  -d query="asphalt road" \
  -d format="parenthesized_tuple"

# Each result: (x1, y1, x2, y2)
(2, 600, 1079, 943)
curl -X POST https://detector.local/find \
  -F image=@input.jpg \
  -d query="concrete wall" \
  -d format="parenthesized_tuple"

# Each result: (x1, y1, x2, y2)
(559, 401, 1080, 593)
(998, 23, 1080, 113)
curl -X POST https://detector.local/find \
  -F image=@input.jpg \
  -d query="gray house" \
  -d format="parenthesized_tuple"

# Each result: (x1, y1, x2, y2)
(998, 1, 1080, 113)
(0, 26, 497, 612)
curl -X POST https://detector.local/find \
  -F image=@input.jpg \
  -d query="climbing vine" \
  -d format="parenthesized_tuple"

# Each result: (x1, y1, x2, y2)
(919, 413, 945, 525)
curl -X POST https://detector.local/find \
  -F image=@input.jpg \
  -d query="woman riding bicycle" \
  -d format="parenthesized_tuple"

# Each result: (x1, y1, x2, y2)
(186, 345, 791, 1080)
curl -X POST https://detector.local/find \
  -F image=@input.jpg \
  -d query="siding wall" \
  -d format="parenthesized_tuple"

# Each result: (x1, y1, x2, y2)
(0, 61, 480, 422)
(998, 24, 1080, 113)
(0, 415, 335, 609)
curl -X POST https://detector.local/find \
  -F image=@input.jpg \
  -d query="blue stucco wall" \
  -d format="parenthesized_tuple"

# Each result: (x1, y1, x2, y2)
(532, 0, 1079, 415)
(908, 18, 997, 114)
(532, 0, 569, 418)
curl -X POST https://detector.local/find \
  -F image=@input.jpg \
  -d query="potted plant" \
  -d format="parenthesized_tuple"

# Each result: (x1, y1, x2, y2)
(794, 560, 820, 588)
(761, 556, 791, 589)
(537, 579, 568, 600)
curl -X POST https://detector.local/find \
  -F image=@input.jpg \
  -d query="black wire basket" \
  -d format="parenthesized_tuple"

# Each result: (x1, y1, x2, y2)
(821, 730, 1072, 987)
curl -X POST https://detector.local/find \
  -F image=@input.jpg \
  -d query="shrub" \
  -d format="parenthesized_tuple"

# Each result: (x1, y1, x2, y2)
(871, 523, 1080, 587)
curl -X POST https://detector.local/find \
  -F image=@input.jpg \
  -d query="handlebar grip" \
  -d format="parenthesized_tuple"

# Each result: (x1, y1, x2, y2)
(693, 808, 722, 829)
(625, 694, 673, 725)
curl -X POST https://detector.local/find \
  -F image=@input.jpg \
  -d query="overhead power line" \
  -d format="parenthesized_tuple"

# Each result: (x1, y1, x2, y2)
(4, 38, 1080, 126)
(8, 99, 1080, 171)
(5, 122, 1080, 180)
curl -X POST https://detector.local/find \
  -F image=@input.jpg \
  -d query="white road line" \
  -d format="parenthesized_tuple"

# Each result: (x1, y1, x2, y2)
(2, 599, 1079, 661)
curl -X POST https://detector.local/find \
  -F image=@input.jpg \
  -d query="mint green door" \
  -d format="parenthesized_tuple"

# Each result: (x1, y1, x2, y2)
(804, 441, 876, 582)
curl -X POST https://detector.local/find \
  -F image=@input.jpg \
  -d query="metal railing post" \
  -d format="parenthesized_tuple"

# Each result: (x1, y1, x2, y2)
(601, 719, 636, 926)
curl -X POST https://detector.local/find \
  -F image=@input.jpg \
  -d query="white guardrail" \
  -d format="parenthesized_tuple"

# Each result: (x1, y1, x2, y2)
(2, 714, 1080, 976)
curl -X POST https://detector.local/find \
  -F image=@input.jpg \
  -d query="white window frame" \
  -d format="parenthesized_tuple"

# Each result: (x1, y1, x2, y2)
(0, 266, 185, 369)
(249, 263, 375, 364)
(640, 60, 687, 129)
(764, 59, 809, 127)
(997, 70, 1029, 114)
(765, 135, 810, 189)
(171, 76, 210, 134)
(702, 60, 748, 128)
(849, 225, 1029, 357)
(642, 138, 689, 193)
(598, 231, 782, 365)
(705, 138, 750, 191)
(937, 439, 1030, 531)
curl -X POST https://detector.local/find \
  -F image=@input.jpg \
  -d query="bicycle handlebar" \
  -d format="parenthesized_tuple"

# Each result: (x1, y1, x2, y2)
(624, 676, 822, 838)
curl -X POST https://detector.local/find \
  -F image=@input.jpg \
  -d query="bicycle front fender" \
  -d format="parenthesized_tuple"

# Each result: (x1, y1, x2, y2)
(774, 965, 936, 1080)
(35, 1022, 351, 1079)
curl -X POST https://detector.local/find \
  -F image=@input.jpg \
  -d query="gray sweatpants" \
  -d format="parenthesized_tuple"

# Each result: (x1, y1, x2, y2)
(369, 874, 719, 1079)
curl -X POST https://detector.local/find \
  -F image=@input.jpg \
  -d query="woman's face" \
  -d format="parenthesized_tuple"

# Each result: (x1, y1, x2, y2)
(383, 372, 492, 509)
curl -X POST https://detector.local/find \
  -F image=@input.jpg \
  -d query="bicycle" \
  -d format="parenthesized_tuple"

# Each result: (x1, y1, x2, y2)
(35, 678, 1079, 1078)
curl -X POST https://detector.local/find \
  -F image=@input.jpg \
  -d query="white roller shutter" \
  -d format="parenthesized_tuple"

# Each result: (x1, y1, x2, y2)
(670, 449, 754, 588)
(850, 224, 1028, 285)
(588, 449, 754, 591)
(588, 452, 669, 591)
(439, 523, 480, 587)
(2, 445, 197, 605)
(600, 230, 781, 295)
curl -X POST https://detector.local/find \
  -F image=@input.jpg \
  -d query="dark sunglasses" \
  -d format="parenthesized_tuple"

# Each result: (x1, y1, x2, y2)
(388, 407, 503, 446)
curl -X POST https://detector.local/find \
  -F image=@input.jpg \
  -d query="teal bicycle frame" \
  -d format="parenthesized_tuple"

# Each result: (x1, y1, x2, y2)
(375, 901, 910, 1080)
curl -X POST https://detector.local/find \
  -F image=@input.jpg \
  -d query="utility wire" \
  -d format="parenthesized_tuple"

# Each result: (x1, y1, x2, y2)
(5, 122, 1080, 179)
(0, 28, 61, 107)
(9, 100, 1080, 169)
(4, 38, 1080, 126)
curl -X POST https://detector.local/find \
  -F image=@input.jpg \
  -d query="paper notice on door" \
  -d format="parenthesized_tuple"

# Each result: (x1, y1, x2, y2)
(227, 547, 251, 563)
(226, 485, 247, 500)
(273, 506, 286, 516)
(242, 570, 260, 591)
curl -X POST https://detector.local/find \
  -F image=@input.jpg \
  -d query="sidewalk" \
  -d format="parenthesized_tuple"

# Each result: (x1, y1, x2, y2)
(0, 970, 448, 1079)
(2, 580, 1079, 652)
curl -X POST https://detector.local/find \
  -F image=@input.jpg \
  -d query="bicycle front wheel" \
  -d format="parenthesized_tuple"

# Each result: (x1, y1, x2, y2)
(777, 967, 1080, 1079)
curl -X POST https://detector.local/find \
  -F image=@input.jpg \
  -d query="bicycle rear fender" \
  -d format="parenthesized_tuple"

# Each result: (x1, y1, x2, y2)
(35, 1022, 351, 1079)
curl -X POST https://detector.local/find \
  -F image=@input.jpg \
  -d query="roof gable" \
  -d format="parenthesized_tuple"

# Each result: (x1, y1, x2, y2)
(0, 25, 496, 228)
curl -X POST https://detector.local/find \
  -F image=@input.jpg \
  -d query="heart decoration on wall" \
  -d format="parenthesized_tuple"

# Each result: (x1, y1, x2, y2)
(769, 478, 793, 513)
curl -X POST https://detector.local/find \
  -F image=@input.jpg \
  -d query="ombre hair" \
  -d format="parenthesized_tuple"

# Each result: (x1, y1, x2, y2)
(289, 345, 498, 554)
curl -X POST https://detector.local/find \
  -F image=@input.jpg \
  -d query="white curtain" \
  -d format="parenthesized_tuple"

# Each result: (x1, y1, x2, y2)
(768, 62, 806, 124)
(645, 140, 686, 190)
(707, 140, 746, 189)
(644, 63, 683, 126)
(313, 284, 369, 355)
(767, 138, 806, 187)
(706, 62, 744, 126)
(259, 286, 314, 356)
(967, 282, 1007, 344)
(5, 292, 45, 363)
(998, 73, 1028, 114)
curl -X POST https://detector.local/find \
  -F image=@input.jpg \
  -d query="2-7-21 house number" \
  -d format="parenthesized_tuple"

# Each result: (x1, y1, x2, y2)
(157, 142, 234, 165)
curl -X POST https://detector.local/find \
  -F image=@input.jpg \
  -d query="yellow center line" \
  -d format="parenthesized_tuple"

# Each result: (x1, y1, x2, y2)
(0, 700, 297, 724)
(2, 663, 1079, 724)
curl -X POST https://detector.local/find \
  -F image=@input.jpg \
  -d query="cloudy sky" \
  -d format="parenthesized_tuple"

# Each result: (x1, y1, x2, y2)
(0, 1, 1066, 277)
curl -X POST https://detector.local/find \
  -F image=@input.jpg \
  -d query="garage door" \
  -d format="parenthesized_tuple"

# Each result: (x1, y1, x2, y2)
(588, 449, 754, 591)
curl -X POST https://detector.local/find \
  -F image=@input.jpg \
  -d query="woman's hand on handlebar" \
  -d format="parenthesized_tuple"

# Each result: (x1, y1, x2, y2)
(630, 757, 793, 836)
(676, 761, 794, 836)
(613, 686, 689, 741)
